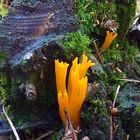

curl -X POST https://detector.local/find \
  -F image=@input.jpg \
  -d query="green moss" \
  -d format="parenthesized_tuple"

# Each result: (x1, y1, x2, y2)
(116, 0, 136, 38)
(102, 43, 122, 64)
(32, 73, 57, 107)
(0, 72, 7, 100)
(61, 32, 91, 60)
(76, 0, 117, 34)
(0, 72, 17, 104)
(122, 44, 139, 63)
(102, 38, 139, 67)
(80, 88, 110, 139)
(0, 70, 38, 124)
(0, 51, 7, 67)
(61, 1, 118, 60)
(0, 4, 8, 18)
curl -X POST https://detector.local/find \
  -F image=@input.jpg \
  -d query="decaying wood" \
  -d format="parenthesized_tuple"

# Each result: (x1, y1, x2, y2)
(0, 0, 77, 66)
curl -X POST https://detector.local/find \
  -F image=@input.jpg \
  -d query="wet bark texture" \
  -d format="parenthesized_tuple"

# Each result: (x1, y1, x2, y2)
(0, 0, 77, 65)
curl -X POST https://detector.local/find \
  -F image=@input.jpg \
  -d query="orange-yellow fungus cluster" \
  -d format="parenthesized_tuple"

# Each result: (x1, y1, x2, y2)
(101, 31, 117, 52)
(55, 54, 95, 127)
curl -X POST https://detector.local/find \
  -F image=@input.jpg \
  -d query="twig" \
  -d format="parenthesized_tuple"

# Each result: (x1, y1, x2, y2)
(119, 78, 140, 83)
(2, 105, 20, 140)
(114, 125, 119, 135)
(115, 67, 123, 73)
(93, 41, 103, 64)
(113, 85, 120, 108)
(126, 135, 129, 140)
(36, 131, 54, 140)
(63, 108, 78, 140)
(110, 116, 113, 140)
(84, 2, 91, 10)
(110, 85, 120, 140)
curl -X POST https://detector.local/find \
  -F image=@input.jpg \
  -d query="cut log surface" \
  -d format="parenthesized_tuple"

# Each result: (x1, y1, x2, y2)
(0, 0, 77, 65)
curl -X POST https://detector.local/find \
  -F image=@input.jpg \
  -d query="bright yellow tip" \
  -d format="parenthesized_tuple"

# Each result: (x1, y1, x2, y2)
(79, 54, 94, 78)
(55, 60, 69, 93)
(101, 31, 117, 52)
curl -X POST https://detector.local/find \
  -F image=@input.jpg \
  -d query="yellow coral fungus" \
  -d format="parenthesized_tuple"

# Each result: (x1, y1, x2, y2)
(55, 54, 94, 127)
(58, 90, 69, 124)
(79, 54, 94, 78)
(55, 60, 69, 93)
(101, 31, 117, 52)
(68, 57, 79, 98)
(68, 76, 88, 126)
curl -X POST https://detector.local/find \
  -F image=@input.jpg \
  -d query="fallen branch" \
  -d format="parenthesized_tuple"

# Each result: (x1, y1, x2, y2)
(113, 85, 120, 108)
(93, 41, 103, 64)
(119, 78, 140, 83)
(2, 105, 20, 140)
(110, 116, 113, 140)
(110, 85, 120, 140)
(126, 135, 130, 140)
(36, 131, 54, 140)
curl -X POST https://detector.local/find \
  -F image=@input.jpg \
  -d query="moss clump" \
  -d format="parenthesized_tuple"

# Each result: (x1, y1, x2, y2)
(62, 32, 91, 60)
(0, 72, 7, 101)
(80, 87, 110, 139)
(0, 51, 7, 67)
(102, 44, 122, 64)
(0, 0, 8, 18)
(116, 0, 136, 38)
(123, 47, 139, 64)
(76, 0, 117, 34)
(102, 38, 139, 67)
(0, 71, 18, 104)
